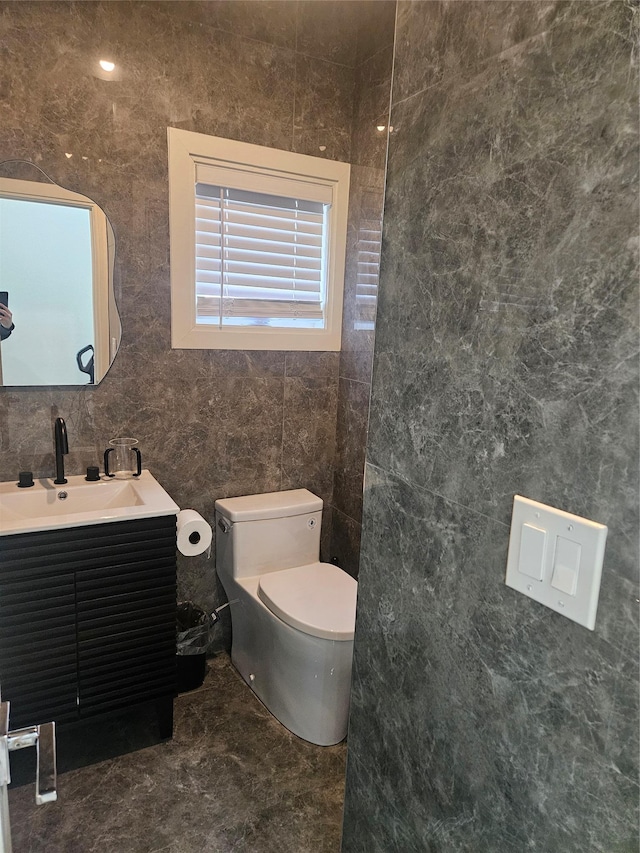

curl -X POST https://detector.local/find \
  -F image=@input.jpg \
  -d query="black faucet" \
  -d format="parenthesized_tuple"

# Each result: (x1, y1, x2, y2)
(53, 417, 68, 485)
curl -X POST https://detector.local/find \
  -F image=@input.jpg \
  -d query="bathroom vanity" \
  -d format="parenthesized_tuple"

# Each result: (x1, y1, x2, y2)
(0, 472, 179, 737)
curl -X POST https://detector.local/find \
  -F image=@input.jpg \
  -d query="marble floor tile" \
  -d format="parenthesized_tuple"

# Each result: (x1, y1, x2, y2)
(8, 655, 347, 853)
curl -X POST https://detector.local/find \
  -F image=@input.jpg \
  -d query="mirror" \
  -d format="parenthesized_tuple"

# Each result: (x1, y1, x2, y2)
(0, 164, 121, 386)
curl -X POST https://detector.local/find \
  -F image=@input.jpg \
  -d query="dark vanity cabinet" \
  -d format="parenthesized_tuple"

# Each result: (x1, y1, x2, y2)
(0, 515, 177, 736)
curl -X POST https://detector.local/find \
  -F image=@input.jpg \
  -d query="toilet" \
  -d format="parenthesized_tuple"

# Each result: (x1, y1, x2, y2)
(214, 489, 358, 746)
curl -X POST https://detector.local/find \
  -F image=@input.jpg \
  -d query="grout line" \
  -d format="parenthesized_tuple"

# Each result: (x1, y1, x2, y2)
(331, 504, 363, 528)
(354, 40, 395, 72)
(292, 3, 298, 150)
(159, 7, 359, 69)
(390, 26, 555, 110)
(337, 374, 371, 386)
(365, 461, 511, 528)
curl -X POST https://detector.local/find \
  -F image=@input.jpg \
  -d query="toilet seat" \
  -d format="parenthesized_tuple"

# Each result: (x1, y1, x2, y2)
(257, 562, 357, 641)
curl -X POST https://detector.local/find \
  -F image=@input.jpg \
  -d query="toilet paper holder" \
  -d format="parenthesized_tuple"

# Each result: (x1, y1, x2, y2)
(177, 509, 213, 557)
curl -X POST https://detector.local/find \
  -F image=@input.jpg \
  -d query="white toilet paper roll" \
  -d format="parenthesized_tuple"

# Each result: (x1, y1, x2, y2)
(176, 509, 212, 557)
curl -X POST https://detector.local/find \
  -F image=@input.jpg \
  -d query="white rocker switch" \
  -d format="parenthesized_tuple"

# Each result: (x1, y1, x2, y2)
(551, 536, 581, 596)
(518, 523, 546, 581)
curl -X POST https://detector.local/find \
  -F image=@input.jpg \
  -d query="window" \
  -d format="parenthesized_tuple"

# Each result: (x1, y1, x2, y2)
(168, 128, 350, 350)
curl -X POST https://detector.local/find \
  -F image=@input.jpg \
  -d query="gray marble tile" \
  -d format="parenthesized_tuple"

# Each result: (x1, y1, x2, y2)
(367, 0, 639, 527)
(293, 53, 354, 162)
(320, 503, 334, 564)
(344, 1, 638, 851)
(9, 655, 347, 853)
(209, 350, 286, 378)
(351, 44, 394, 170)
(332, 463, 366, 530)
(295, 0, 361, 67)
(393, 0, 566, 103)
(333, 377, 370, 523)
(282, 377, 338, 504)
(354, 1, 397, 66)
(338, 348, 373, 387)
(344, 465, 638, 852)
(284, 351, 340, 381)
(151, 0, 299, 50)
(0, 1, 298, 163)
(329, 507, 361, 580)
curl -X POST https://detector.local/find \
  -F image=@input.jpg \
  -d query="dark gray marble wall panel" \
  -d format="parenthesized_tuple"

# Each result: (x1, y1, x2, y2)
(355, 1, 396, 66)
(296, 0, 362, 67)
(320, 504, 333, 565)
(282, 353, 340, 507)
(333, 377, 370, 524)
(282, 375, 339, 505)
(367, 0, 639, 527)
(351, 45, 395, 171)
(329, 506, 361, 580)
(344, 1, 639, 851)
(157, 0, 392, 73)
(293, 52, 355, 162)
(152, 0, 299, 49)
(344, 466, 638, 852)
(0, 0, 357, 627)
(393, 0, 565, 103)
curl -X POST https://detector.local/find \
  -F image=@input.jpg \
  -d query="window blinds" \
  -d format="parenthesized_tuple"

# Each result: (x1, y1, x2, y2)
(195, 182, 329, 328)
(355, 214, 382, 331)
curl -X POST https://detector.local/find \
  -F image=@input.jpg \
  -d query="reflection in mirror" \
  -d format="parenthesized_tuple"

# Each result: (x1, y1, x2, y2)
(0, 163, 121, 386)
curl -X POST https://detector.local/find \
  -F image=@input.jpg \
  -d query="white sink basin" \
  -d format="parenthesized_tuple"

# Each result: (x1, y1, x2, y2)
(0, 470, 179, 535)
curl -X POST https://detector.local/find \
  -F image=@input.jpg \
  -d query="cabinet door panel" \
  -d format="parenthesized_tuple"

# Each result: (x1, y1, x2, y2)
(0, 514, 177, 726)
(75, 515, 177, 716)
(0, 571, 78, 727)
(80, 630, 175, 661)
(77, 562, 175, 598)
(77, 602, 176, 639)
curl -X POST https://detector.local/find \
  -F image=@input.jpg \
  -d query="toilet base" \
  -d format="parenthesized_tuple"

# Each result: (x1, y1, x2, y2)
(226, 576, 354, 746)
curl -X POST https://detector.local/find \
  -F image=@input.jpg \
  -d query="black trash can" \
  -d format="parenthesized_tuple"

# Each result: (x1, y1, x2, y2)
(176, 602, 212, 693)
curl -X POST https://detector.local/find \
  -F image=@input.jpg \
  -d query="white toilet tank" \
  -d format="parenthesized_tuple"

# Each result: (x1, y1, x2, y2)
(215, 489, 323, 579)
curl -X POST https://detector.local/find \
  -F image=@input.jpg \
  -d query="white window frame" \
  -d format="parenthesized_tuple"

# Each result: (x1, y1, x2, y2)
(168, 128, 350, 351)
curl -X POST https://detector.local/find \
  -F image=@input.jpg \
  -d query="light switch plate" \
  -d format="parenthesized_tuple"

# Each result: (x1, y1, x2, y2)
(505, 495, 608, 630)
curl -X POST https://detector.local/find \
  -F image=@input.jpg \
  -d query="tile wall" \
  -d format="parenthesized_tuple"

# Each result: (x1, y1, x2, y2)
(342, 1, 639, 850)
(0, 1, 392, 644)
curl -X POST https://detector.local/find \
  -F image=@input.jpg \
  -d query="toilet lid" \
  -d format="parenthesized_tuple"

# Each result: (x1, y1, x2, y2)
(258, 562, 357, 641)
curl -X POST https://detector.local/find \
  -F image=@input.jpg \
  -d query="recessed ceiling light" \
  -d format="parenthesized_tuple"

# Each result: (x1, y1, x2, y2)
(99, 59, 115, 72)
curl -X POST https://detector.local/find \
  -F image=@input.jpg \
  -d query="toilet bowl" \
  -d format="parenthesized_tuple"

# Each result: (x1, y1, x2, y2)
(214, 489, 358, 746)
